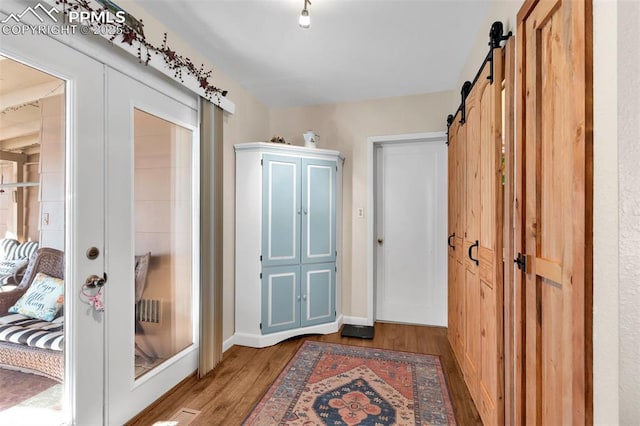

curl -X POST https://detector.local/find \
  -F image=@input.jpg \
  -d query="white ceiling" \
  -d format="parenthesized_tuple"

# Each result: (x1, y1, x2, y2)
(139, 0, 492, 107)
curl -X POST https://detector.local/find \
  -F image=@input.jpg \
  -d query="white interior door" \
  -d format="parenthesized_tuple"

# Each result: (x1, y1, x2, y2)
(375, 141, 447, 326)
(105, 68, 199, 425)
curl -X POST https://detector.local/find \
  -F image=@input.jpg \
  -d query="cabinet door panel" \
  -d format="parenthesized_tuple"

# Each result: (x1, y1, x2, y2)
(301, 159, 336, 264)
(262, 155, 301, 266)
(301, 263, 335, 327)
(261, 265, 300, 334)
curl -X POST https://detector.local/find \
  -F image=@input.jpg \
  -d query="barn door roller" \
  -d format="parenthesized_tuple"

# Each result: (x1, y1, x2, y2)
(445, 21, 512, 128)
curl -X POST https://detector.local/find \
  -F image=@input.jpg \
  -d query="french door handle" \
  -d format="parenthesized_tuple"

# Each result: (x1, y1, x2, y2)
(468, 240, 479, 266)
(85, 273, 107, 288)
(448, 233, 456, 249)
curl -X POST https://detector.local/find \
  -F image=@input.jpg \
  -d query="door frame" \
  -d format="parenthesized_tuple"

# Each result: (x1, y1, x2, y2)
(365, 132, 447, 326)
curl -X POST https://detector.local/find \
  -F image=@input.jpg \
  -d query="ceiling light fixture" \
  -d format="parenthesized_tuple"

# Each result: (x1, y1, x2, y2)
(299, 0, 311, 29)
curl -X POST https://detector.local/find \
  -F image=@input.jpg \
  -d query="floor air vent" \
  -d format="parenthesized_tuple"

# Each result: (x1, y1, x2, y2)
(169, 407, 201, 425)
(152, 408, 201, 426)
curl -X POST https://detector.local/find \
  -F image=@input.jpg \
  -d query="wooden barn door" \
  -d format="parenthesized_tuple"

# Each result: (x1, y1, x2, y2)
(463, 81, 481, 403)
(449, 115, 466, 360)
(516, 0, 593, 424)
(477, 50, 504, 426)
(448, 46, 505, 426)
(453, 119, 466, 362)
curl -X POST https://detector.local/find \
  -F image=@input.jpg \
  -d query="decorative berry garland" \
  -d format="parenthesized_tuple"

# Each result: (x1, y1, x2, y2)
(54, 0, 228, 100)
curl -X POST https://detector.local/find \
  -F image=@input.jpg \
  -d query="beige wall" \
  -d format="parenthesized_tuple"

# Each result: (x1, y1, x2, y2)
(617, 1, 640, 422)
(270, 91, 453, 319)
(593, 1, 621, 423)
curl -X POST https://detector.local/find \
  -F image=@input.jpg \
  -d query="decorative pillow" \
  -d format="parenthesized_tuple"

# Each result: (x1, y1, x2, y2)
(14, 241, 39, 260)
(8, 272, 64, 321)
(0, 239, 19, 261)
(0, 258, 28, 276)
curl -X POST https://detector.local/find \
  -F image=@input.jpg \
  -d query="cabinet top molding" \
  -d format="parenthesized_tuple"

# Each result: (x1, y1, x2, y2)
(235, 142, 344, 161)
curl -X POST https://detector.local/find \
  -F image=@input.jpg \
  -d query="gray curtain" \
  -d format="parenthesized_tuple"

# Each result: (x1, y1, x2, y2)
(198, 99, 224, 377)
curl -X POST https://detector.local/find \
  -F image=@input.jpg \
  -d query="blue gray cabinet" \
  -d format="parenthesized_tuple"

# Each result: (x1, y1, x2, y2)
(260, 155, 336, 334)
(235, 143, 342, 347)
(261, 265, 300, 334)
(300, 263, 336, 327)
(261, 155, 301, 267)
(261, 263, 336, 334)
(301, 159, 337, 265)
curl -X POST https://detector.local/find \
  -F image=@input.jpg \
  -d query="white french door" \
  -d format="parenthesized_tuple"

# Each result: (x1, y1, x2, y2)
(0, 19, 200, 426)
(0, 22, 106, 426)
(105, 68, 199, 425)
(374, 140, 448, 326)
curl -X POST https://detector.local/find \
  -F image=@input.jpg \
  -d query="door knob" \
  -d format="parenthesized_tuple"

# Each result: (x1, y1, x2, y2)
(85, 273, 107, 288)
(377, 238, 384, 245)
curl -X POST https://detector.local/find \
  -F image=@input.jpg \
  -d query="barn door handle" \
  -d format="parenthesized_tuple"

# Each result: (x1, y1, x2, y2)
(448, 233, 456, 249)
(468, 240, 479, 266)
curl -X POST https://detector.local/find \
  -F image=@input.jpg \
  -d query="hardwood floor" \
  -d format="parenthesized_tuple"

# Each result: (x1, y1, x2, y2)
(126, 323, 481, 425)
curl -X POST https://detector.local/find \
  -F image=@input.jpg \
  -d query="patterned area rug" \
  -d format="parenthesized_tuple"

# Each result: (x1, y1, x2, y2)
(245, 341, 456, 425)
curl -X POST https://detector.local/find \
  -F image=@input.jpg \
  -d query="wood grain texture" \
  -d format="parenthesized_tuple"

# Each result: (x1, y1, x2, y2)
(463, 84, 481, 404)
(478, 48, 505, 426)
(449, 117, 466, 364)
(517, 0, 593, 424)
(448, 116, 458, 356)
(126, 323, 482, 426)
(447, 47, 506, 426)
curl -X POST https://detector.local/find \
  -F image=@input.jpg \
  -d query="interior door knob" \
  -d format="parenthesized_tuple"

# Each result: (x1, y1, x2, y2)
(377, 238, 384, 245)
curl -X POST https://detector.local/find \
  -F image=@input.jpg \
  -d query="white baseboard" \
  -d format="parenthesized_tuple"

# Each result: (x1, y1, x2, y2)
(342, 316, 373, 326)
(222, 335, 236, 352)
(231, 318, 344, 349)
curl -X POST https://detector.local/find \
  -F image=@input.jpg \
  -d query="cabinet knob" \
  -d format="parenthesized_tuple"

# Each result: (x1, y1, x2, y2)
(302, 294, 307, 301)
(297, 295, 301, 301)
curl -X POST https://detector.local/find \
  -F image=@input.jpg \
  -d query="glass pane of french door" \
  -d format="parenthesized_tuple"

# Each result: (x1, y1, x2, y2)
(133, 109, 194, 378)
(0, 54, 66, 426)
(0, 29, 106, 426)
